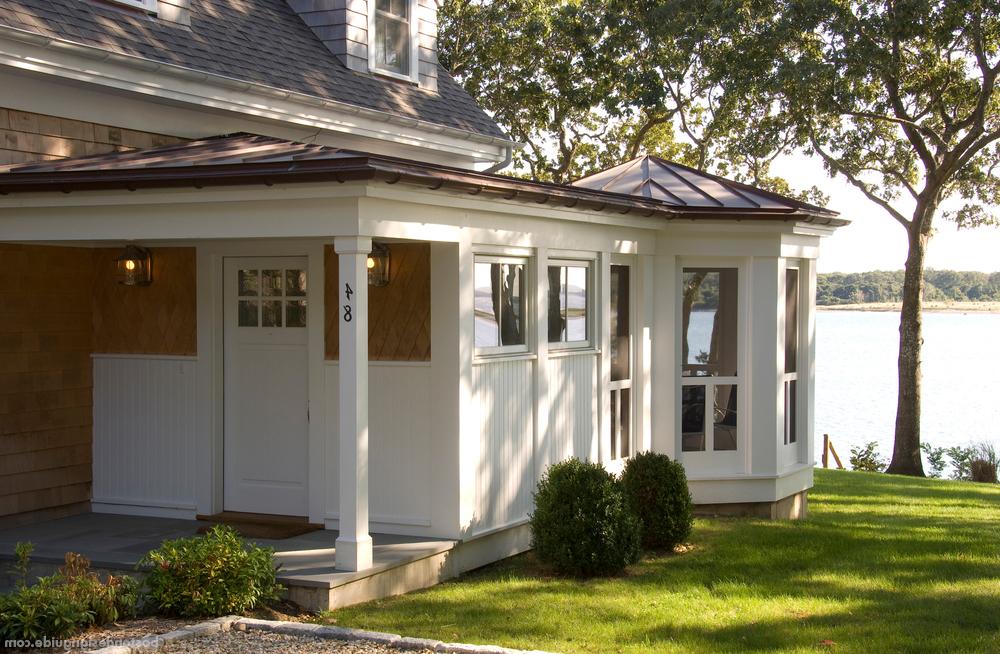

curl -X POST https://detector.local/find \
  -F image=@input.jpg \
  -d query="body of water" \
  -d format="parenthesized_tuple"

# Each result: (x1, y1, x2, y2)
(816, 310, 1000, 467)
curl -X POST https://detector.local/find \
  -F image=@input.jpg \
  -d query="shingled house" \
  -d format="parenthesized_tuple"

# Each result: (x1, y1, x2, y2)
(0, 0, 845, 608)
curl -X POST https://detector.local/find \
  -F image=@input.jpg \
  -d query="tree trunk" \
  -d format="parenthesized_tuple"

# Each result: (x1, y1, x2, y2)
(885, 223, 929, 476)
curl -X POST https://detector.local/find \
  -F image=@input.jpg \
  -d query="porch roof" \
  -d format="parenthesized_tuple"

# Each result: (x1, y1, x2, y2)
(0, 134, 848, 227)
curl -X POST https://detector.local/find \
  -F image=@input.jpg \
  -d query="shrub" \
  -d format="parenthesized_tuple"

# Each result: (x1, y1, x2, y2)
(530, 458, 641, 577)
(921, 443, 948, 478)
(945, 442, 999, 482)
(620, 452, 693, 550)
(139, 525, 282, 617)
(971, 459, 998, 484)
(0, 550, 139, 642)
(850, 441, 886, 472)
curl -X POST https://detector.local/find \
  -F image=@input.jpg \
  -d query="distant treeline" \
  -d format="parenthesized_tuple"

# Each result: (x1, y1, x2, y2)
(818, 270, 1000, 305)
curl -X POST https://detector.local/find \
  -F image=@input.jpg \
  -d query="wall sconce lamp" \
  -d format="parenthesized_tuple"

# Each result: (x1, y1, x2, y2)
(116, 244, 153, 286)
(367, 242, 391, 287)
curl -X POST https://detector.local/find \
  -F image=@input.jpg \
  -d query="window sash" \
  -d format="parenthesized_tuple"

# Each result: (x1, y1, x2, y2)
(547, 261, 591, 348)
(109, 0, 158, 11)
(372, 0, 413, 77)
(474, 256, 530, 357)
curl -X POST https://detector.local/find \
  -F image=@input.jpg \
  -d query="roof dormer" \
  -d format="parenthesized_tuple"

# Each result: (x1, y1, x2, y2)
(288, 0, 438, 92)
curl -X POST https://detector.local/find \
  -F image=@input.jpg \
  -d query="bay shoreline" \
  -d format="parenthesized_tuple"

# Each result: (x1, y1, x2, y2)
(818, 301, 1000, 313)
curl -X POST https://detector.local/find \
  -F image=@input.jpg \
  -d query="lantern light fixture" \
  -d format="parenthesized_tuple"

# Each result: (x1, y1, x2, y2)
(116, 244, 153, 286)
(367, 241, 391, 287)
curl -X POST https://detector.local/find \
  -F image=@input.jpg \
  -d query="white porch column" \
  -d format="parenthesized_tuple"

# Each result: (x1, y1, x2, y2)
(334, 236, 373, 572)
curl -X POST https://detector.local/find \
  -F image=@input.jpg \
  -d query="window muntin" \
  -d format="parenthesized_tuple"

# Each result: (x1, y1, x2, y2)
(681, 267, 740, 453)
(783, 267, 800, 445)
(237, 267, 307, 328)
(547, 262, 590, 347)
(474, 257, 528, 354)
(373, 0, 412, 76)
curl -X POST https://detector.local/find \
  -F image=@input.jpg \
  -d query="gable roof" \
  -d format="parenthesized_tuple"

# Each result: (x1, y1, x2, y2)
(0, 0, 508, 142)
(572, 155, 836, 216)
(0, 133, 847, 227)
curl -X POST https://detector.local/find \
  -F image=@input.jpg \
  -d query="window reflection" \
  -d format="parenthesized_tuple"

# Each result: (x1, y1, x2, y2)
(474, 261, 526, 350)
(682, 269, 738, 377)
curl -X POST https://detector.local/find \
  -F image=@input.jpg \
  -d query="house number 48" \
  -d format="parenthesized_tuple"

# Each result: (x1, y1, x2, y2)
(343, 283, 353, 322)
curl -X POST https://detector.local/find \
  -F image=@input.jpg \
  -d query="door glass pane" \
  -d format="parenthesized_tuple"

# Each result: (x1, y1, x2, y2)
(681, 385, 706, 451)
(238, 299, 259, 327)
(713, 385, 738, 451)
(610, 389, 619, 460)
(610, 265, 630, 381)
(286, 300, 307, 328)
(682, 268, 738, 377)
(286, 269, 307, 297)
(261, 300, 282, 327)
(474, 262, 499, 347)
(261, 270, 282, 296)
(785, 268, 799, 374)
(785, 380, 797, 444)
(238, 269, 258, 296)
(619, 387, 631, 458)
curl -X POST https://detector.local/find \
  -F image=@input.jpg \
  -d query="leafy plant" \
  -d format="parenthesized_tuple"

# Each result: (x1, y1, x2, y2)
(13, 541, 34, 590)
(849, 442, 887, 473)
(138, 524, 282, 617)
(0, 551, 138, 642)
(920, 443, 948, 479)
(530, 458, 641, 577)
(620, 452, 693, 550)
(945, 442, 999, 482)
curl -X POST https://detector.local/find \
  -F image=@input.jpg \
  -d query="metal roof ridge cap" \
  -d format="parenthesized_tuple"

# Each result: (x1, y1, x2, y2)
(0, 24, 517, 149)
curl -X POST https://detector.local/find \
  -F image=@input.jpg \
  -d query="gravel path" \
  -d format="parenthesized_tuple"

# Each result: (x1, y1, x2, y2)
(163, 630, 435, 654)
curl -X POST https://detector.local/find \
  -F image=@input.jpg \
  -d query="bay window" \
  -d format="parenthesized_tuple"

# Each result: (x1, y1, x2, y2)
(681, 267, 740, 452)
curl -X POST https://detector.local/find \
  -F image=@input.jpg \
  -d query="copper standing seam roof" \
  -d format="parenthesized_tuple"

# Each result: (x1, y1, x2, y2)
(0, 134, 847, 226)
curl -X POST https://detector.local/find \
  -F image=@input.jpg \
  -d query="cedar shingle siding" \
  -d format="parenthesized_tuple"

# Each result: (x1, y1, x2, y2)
(0, 109, 188, 525)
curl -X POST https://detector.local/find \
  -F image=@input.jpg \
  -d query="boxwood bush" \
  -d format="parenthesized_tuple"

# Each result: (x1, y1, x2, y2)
(621, 451, 693, 550)
(138, 525, 282, 617)
(530, 458, 640, 577)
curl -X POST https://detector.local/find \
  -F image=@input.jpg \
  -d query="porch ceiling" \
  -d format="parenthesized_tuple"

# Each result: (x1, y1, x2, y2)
(0, 134, 849, 228)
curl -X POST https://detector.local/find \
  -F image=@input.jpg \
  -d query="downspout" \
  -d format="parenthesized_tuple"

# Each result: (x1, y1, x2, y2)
(482, 143, 513, 174)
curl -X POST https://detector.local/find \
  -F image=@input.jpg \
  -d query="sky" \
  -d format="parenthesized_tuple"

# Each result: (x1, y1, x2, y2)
(771, 152, 1000, 274)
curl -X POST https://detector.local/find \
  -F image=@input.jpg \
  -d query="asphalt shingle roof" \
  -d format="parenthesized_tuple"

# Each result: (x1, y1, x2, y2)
(0, 0, 508, 141)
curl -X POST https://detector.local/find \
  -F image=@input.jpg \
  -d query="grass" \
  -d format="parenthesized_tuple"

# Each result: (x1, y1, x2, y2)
(319, 470, 1000, 653)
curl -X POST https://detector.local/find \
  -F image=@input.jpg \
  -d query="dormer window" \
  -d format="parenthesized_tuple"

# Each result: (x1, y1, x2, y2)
(108, 0, 158, 12)
(371, 0, 418, 81)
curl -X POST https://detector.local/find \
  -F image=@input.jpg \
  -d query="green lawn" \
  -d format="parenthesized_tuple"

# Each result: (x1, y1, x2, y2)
(320, 470, 1000, 653)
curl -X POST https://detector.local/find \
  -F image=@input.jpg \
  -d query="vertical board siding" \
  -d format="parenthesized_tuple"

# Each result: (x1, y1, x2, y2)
(324, 363, 433, 526)
(544, 354, 598, 472)
(92, 356, 197, 511)
(471, 358, 534, 535)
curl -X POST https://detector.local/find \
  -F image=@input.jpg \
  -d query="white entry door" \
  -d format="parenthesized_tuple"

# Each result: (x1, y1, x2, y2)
(224, 257, 309, 516)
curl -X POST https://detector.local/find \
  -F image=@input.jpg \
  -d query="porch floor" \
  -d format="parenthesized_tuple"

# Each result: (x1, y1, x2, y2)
(0, 513, 457, 602)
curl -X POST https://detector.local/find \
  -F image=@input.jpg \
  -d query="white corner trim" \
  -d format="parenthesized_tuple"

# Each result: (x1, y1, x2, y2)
(0, 25, 514, 160)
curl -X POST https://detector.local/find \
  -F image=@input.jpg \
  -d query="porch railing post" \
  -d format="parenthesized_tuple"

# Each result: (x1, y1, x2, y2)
(334, 235, 373, 572)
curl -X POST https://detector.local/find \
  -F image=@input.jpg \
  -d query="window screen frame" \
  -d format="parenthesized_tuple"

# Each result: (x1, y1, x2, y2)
(368, 0, 421, 83)
(677, 259, 747, 460)
(473, 254, 532, 358)
(547, 258, 594, 351)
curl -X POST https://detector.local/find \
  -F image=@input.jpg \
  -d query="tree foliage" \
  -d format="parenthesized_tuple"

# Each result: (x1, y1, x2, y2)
(817, 269, 1000, 304)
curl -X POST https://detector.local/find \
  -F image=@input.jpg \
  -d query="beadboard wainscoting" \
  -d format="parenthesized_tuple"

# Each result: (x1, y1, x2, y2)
(324, 362, 434, 532)
(543, 352, 599, 473)
(91, 354, 198, 517)
(469, 357, 535, 536)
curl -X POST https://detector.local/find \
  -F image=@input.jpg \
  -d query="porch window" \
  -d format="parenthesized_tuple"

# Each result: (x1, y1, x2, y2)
(474, 256, 528, 355)
(372, 0, 415, 78)
(681, 268, 739, 452)
(547, 261, 591, 347)
(783, 266, 800, 445)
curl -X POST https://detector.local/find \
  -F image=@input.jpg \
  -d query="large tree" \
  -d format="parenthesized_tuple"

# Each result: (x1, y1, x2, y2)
(744, 0, 1000, 476)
